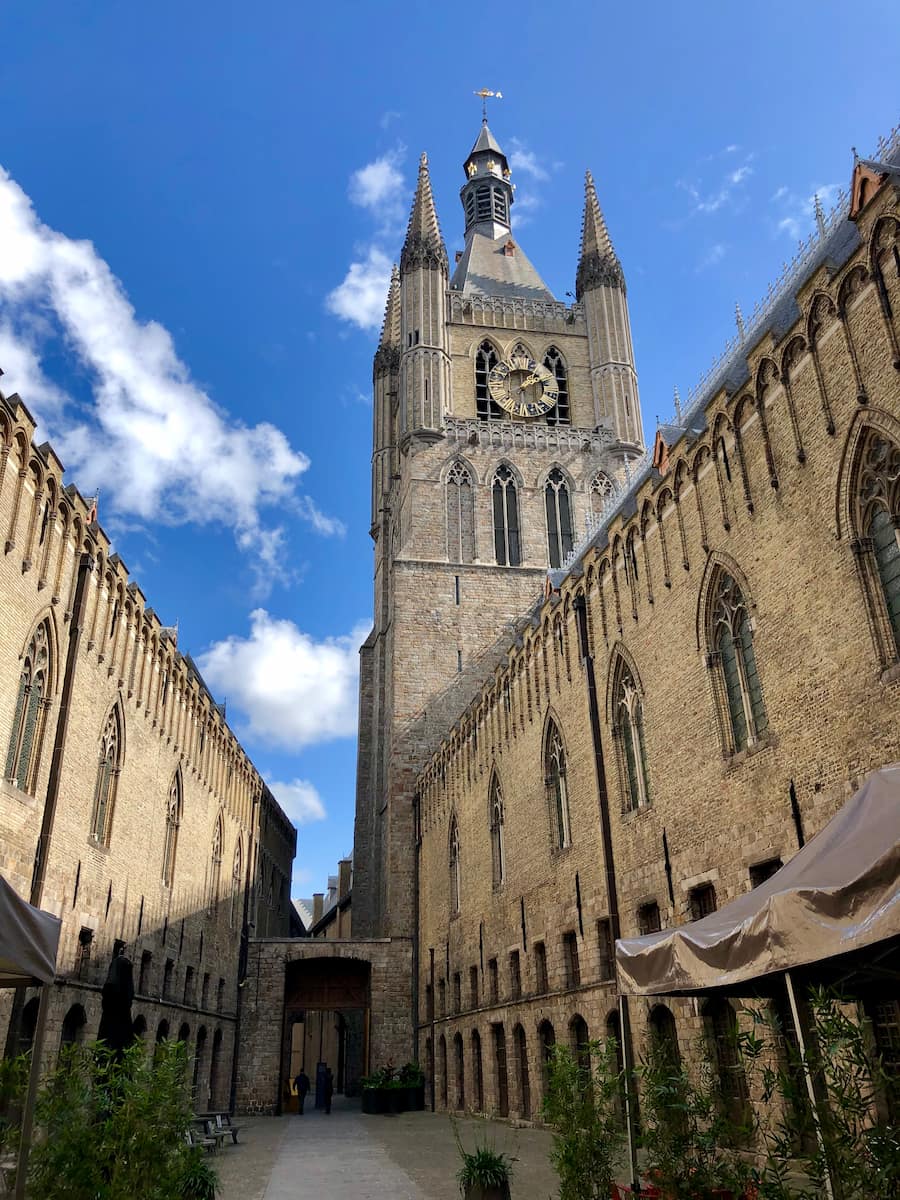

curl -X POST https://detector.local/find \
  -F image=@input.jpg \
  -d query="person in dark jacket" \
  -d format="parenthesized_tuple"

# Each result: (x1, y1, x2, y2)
(294, 1068, 311, 1115)
(323, 1067, 334, 1115)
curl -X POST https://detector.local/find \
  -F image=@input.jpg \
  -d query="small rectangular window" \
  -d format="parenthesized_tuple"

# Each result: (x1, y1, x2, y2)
(638, 902, 661, 936)
(425, 983, 434, 1022)
(488, 958, 499, 1004)
(75, 928, 93, 981)
(201, 972, 210, 1009)
(563, 931, 580, 989)
(470, 965, 479, 1008)
(689, 883, 717, 921)
(533, 941, 548, 994)
(183, 965, 195, 1006)
(509, 950, 521, 1000)
(138, 950, 152, 994)
(454, 576, 460, 605)
(457, 649, 462, 673)
(438, 978, 446, 1017)
(453, 971, 461, 1013)
(217, 977, 225, 1012)
(163, 957, 175, 1000)
(597, 919, 614, 981)
(749, 858, 783, 889)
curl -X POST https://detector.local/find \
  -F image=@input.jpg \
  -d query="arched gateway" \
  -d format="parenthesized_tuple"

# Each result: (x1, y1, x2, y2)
(235, 939, 412, 1114)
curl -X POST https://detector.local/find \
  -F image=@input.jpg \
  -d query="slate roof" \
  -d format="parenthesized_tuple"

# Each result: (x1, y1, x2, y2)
(450, 231, 555, 300)
(469, 121, 504, 158)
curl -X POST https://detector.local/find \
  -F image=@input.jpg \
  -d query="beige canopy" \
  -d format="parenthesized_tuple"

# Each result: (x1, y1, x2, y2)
(615, 763, 900, 997)
(0, 872, 60, 989)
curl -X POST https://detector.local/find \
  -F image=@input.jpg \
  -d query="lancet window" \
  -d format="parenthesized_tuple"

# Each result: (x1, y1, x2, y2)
(852, 428, 900, 661)
(449, 813, 461, 915)
(489, 776, 505, 889)
(231, 838, 243, 928)
(162, 770, 182, 887)
(4, 621, 52, 794)
(545, 469, 573, 568)
(475, 342, 504, 420)
(709, 572, 767, 753)
(612, 659, 650, 811)
(544, 720, 571, 850)
(492, 465, 521, 566)
(447, 461, 475, 563)
(208, 812, 223, 915)
(590, 472, 615, 521)
(91, 704, 124, 845)
(543, 348, 570, 426)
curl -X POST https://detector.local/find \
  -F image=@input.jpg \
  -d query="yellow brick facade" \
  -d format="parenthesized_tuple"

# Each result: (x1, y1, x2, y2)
(413, 166, 900, 1118)
(0, 393, 295, 1108)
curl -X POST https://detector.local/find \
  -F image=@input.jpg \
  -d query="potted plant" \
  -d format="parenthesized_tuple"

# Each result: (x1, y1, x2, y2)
(399, 1061, 425, 1111)
(454, 1121, 516, 1200)
(361, 1068, 391, 1114)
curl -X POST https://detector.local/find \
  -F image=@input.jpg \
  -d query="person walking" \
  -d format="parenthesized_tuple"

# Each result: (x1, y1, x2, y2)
(293, 1068, 311, 1115)
(323, 1067, 334, 1115)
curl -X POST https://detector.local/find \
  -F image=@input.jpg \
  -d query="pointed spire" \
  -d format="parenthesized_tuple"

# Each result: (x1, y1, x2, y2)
(576, 170, 623, 300)
(735, 301, 746, 342)
(374, 265, 401, 374)
(401, 152, 448, 274)
(673, 385, 683, 424)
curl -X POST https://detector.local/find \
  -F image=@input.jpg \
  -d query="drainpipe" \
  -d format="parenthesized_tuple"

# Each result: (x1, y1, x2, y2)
(229, 788, 260, 1114)
(572, 593, 640, 1194)
(412, 790, 421, 1075)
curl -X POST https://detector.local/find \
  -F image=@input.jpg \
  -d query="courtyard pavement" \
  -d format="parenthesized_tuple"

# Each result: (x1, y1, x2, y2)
(218, 1096, 561, 1200)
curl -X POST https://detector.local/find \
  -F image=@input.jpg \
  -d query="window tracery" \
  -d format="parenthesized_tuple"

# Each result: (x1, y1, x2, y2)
(449, 813, 460, 915)
(544, 720, 571, 849)
(543, 347, 570, 426)
(589, 472, 615, 520)
(613, 659, 650, 811)
(447, 461, 475, 563)
(854, 428, 900, 659)
(91, 704, 124, 845)
(162, 770, 181, 887)
(545, 469, 573, 568)
(208, 812, 223, 915)
(709, 572, 767, 752)
(492, 465, 521, 566)
(489, 776, 505, 889)
(475, 341, 503, 420)
(4, 621, 52, 794)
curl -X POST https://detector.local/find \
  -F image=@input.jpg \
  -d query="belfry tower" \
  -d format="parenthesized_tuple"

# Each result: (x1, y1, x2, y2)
(354, 120, 644, 938)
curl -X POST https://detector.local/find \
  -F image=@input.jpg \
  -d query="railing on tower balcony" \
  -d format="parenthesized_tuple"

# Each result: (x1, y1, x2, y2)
(444, 417, 616, 454)
(448, 291, 584, 331)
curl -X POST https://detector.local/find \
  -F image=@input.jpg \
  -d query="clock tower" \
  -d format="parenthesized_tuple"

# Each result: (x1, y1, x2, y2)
(354, 119, 644, 938)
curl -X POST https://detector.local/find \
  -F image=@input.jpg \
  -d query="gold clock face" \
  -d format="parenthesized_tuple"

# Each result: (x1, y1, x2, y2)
(488, 352, 559, 418)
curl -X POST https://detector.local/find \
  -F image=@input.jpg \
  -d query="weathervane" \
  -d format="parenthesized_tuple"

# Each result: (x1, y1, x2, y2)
(474, 88, 503, 122)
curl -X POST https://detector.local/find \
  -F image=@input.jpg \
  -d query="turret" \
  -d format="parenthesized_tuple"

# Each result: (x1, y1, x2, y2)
(577, 171, 644, 449)
(399, 153, 450, 439)
(460, 121, 514, 240)
(372, 264, 400, 537)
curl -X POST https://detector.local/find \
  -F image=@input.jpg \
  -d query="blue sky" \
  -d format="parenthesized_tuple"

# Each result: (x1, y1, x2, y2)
(0, 2, 897, 897)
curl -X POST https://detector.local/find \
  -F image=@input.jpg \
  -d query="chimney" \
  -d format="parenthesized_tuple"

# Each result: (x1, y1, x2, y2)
(338, 859, 352, 898)
(312, 893, 324, 924)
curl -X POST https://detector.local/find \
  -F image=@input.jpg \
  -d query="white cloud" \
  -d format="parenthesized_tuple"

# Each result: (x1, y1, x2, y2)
(326, 245, 393, 332)
(507, 138, 550, 182)
(349, 149, 405, 233)
(197, 608, 370, 749)
(772, 182, 841, 240)
(268, 778, 326, 825)
(678, 153, 755, 216)
(0, 166, 344, 565)
(298, 495, 346, 537)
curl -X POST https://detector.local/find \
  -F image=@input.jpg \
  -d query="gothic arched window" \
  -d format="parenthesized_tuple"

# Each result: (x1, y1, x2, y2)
(709, 572, 767, 753)
(852, 428, 900, 662)
(489, 776, 505, 889)
(449, 813, 461, 915)
(230, 838, 244, 928)
(612, 658, 650, 811)
(4, 621, 52, 794)
(590, 471, 615, 521)
(447, 461, 475, 563)
(162, 770, 182, 887)
(91, 704, 124, 845)
(492, 465, 521, 566)
(545, 468, 573, 568)
(544, 720, 571, 849)
(475, 341, 503, 420)
(208, 812, 224, 915)
(543, 347, 570, 426)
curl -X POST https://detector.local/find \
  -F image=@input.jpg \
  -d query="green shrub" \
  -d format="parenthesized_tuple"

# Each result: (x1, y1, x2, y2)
(452, 1117, 515, 1194)
(542, 1037, 624, 1200)
(27, 1039, 219, 1200)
